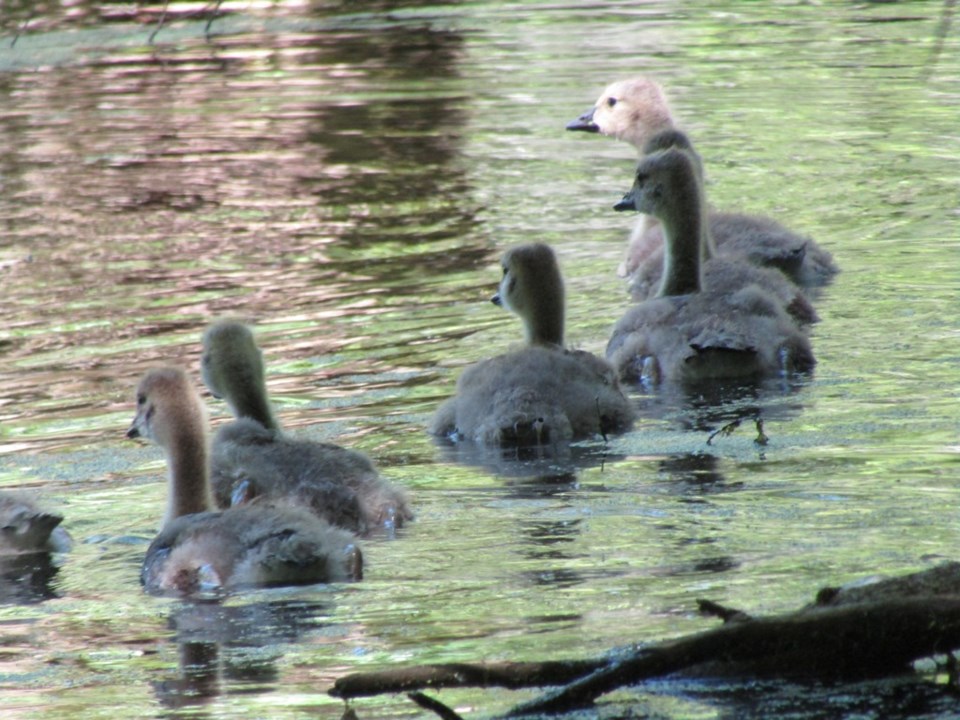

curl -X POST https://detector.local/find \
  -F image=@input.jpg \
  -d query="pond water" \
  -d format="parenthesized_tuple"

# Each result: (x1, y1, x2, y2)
(1, 1, 959, 718)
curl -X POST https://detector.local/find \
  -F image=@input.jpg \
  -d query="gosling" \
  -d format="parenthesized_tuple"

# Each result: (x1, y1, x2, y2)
(128, 367, 363, 595)
(430, 243, 635, 446)
(201, 320, 412, 534)
(607, 146, 816, 384)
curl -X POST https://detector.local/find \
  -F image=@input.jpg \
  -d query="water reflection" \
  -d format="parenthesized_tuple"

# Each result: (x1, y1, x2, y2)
(503, 471, 580, 499)
(659, 554, 740, 577)
(304, 94, 483, 278)
(0, 5, 479, 453)
(155, 596, 336, 709)
(632, 377, 807, 443)
(0, 553, 64, 604)
(516, 518, 595, 589)
(655, 676, 960, 720)
(519, 519, 580, 560)
(926, 0, 958, 79)
(520, 567, 587, 590)
(2, 1, 219, 36)
(434, 439, 626, 482)
(658, 452, 742, 494)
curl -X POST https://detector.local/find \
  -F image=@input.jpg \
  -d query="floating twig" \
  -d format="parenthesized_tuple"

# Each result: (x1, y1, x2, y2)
(408, 692, 465, 720)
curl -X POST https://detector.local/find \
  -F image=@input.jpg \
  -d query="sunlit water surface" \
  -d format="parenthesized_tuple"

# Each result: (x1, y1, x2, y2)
(1, 1, 959, 718)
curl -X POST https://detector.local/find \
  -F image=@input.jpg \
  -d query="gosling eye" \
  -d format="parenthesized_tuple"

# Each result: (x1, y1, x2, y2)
(634, 171, 648, 187)
(136, 393, 146, 406)
(606, 96, 617, 108)
(502, 266, 509, 278)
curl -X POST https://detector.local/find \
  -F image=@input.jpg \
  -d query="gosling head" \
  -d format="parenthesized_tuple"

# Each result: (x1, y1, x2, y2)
(566, 77, 675, 149)
(641, 128, 704, 181)
(127, 367, 206, 448)
(200, 320, 277, 430)
(201, 321, 263, 398)
(491, 243, 565, 347)
(614, 146, 701, 219)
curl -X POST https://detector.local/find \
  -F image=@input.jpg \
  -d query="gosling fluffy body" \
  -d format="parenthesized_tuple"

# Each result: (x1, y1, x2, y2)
(430, 243, 634, 446)
(0, 491, 71, 555)
(201, 320, 411, 534)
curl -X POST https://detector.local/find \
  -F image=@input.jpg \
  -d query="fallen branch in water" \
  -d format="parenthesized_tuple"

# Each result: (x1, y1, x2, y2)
(508, 595, 960, 715)
(330, 658, 604, 699)
(408, 691, 464, 720)
(331, 563, 960, 718)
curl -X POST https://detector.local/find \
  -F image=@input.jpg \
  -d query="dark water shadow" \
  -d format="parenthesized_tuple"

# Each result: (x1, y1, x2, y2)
(433, 438, 627, 482)
(514, 517, 605, 593)
(630, 375, 811, 450)
(640, 452, 743, 580)
(643, 674, 960, 720)
(657, 451, 744, 495)
(153, 595, 336, 709)
(0, 552, 65, 604)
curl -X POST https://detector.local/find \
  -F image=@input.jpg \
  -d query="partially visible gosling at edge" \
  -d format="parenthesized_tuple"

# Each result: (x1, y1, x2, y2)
(567, 76, 838, 287)
(430, 243, 635, 446)
(201, 320, 412, 535)
(0, 491, 71, 555)
(128, 367, 363, 595)
(607, 147, 815, 385)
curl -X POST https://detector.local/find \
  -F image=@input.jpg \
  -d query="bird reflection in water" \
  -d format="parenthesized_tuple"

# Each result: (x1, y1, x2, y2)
(153, 596, 338, 709)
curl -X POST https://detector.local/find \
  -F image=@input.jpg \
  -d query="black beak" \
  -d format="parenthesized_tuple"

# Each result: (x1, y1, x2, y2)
(126, 425, 140, 439)
(613, 193, 636, 212)
(565, 107, 599, 133)
(491, 293, 502, 307)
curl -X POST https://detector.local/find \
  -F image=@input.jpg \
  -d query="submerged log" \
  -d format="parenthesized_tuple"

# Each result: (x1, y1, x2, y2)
(509, 595, 960, 715)
(330, 563, 960, 716)
(811, 561, 960, 607)
(330, 659, 603, 699)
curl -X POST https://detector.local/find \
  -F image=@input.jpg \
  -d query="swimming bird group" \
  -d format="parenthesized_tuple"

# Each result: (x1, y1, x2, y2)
(565, 76, 832, 386)
(12, 75, 833, 598)
(433, 75, 831, 444)
(126, 320, 413, 595)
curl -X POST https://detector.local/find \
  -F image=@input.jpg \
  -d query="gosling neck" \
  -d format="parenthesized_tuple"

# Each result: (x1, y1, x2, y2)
(639, 214, 714, 263)
(227, 377, 279, 431)
(656, 180, 707, 298)
(163, 421, 215, 526)
(524, 289, 565, 348)
(526, 314, 564, 348)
